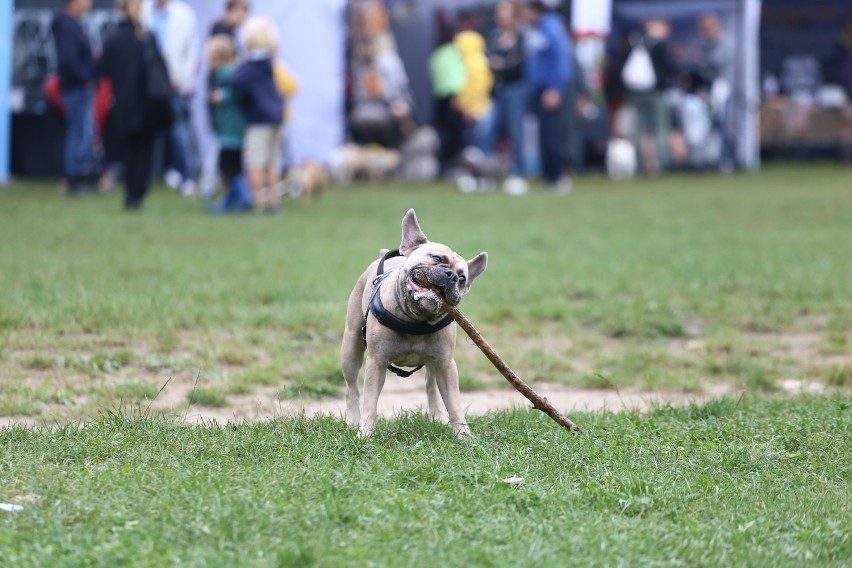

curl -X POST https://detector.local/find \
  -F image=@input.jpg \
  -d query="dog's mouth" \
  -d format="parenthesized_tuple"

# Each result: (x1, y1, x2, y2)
(408, 267, 462, 307)
(408, 274, 433, 294)
(407, 273, 442, 305)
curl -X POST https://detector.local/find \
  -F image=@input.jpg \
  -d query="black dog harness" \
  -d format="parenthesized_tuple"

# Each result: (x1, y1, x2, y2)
(362, 248, 453, 377)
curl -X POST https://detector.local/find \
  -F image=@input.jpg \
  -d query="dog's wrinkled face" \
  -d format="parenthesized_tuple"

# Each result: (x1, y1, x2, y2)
(397, 210, 487, 316)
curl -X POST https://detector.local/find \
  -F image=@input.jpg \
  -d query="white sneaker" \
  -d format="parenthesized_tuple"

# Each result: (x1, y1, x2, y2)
(456, 174, 478, 194)
(164, 169, 182, 190)
(503, 176, 528, 196)
(556, 175, 574, 194)
(180, 180, 197, 197)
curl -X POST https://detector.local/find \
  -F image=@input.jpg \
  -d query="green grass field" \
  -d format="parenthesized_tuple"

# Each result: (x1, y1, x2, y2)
(0, 165, 850, 565)
(0, 165, 849, 419)
(1, 396, 850, 566)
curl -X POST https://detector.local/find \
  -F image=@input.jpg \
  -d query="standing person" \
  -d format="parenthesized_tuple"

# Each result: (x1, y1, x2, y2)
(827, 20, 852, 164)
(97, 0, 173, 210)
(429, 23, 467, 172)
(142, 0, 200, 196)
(210, 0, 250, 39)
(623, 19, 675, 176)
(522, 0, 573, 188)
(454, 30, 493, 147)
(482, 0, 527, 178)
(206, 34, 252, 213)
(696, 13, 735, 173)
(230, 17, 285, 214)
(51, 0, 98, 195)
(563, 51, 590, 177)
(349, 37, 413, 149)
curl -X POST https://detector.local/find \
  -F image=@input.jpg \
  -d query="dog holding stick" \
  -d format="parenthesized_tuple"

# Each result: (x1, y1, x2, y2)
(340, 210, 488, 437)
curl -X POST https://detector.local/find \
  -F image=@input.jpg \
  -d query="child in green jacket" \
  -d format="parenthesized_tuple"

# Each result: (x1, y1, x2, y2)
(206, 34, 253, 213)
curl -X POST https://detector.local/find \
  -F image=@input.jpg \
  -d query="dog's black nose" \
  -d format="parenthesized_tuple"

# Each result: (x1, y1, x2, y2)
(444, 269, 458, 284)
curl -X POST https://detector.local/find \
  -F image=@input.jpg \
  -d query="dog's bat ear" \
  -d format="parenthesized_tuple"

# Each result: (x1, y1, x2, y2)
(466, 252, 488, 287)
(400, 209, 429, 254)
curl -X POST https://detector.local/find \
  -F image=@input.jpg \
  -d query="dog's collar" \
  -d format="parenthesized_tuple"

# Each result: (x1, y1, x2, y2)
(362, 248, 454, 378)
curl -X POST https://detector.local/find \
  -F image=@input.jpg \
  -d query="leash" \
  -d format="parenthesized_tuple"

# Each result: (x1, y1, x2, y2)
(362, 248, 453, 378)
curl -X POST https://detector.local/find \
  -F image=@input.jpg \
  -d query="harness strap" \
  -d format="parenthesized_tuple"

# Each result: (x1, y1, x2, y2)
(361, 248, 453, 378)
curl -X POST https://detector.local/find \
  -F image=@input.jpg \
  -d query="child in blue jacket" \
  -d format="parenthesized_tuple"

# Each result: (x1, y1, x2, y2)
(230, 18, 285, 213)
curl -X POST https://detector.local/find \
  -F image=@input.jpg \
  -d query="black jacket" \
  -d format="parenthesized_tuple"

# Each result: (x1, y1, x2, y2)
(51, 11, 95, 90)
(646, 36, 675, 92)
(97, 21, 172, 137)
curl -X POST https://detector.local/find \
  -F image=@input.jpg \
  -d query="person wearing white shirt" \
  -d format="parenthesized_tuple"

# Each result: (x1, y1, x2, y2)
(142, 0, 200, 195)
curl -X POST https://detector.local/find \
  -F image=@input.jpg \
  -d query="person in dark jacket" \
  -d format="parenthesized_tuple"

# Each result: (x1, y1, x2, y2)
(230, 17, 284, 213)
(522, 0, 573, 188)
(97, 0, 173, 210)
(51, 0, 98, 193)
(626, 18, 675, 175)
(209, 0, 250, 39)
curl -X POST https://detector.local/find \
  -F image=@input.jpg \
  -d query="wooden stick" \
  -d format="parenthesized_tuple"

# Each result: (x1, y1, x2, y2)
(441, 300, 583, 434)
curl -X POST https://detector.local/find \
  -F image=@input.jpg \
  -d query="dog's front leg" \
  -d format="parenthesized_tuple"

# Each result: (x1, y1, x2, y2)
(432, 359, 471, 438)
(358, 355, 387, 437)
(425, 368, 449, 424)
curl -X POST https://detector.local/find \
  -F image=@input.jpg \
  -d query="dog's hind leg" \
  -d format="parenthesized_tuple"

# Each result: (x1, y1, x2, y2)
(425, 368, 449, 424)
(340, 326, 365, 428)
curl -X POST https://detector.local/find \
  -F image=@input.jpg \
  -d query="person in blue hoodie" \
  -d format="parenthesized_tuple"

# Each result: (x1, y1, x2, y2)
(51, 0, 98, 194)
(522, 0, 573, 188)
(230, 17, 285, 214)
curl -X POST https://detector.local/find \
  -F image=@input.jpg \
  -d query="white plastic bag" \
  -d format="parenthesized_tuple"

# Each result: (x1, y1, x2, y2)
(622, 43, 657, 92)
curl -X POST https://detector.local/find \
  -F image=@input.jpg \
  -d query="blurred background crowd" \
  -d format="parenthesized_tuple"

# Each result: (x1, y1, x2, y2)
(3, 0, 852, 207)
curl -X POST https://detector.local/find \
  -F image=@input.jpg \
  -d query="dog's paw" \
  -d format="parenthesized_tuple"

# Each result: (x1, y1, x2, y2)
(453, 423, 473, 440)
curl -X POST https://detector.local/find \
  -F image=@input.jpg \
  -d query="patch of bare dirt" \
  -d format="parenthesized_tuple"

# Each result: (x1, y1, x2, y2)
(0, 379, 738, 428)
(1, 316, 848, 429)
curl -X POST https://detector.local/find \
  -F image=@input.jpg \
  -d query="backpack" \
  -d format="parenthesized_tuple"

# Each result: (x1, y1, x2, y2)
(141, 33, 174, 131)
(621, 39, 657, 92)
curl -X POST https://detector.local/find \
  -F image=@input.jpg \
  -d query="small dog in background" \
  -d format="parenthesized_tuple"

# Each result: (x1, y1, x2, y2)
(280, 161, 331, 201)
(454, 146, 527, 195)
(605, 137, 638, 181)
(329, 144, 401, 184)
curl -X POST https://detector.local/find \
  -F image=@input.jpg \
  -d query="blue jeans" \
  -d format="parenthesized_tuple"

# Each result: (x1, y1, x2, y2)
(155, 94, 196, 183)
(60, 87, 96, 179)
(716, 97, 736, 170)
(476, 82, 527, 175)
(531, 88, 565, 183)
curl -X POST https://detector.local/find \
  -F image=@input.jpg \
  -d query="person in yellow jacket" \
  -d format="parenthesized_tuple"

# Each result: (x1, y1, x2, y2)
(453, 30, 493, 122)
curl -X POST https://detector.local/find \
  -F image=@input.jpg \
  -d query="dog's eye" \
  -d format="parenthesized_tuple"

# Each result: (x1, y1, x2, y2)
(458, 274, 466, 284)
(430, 254, 444, 264)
